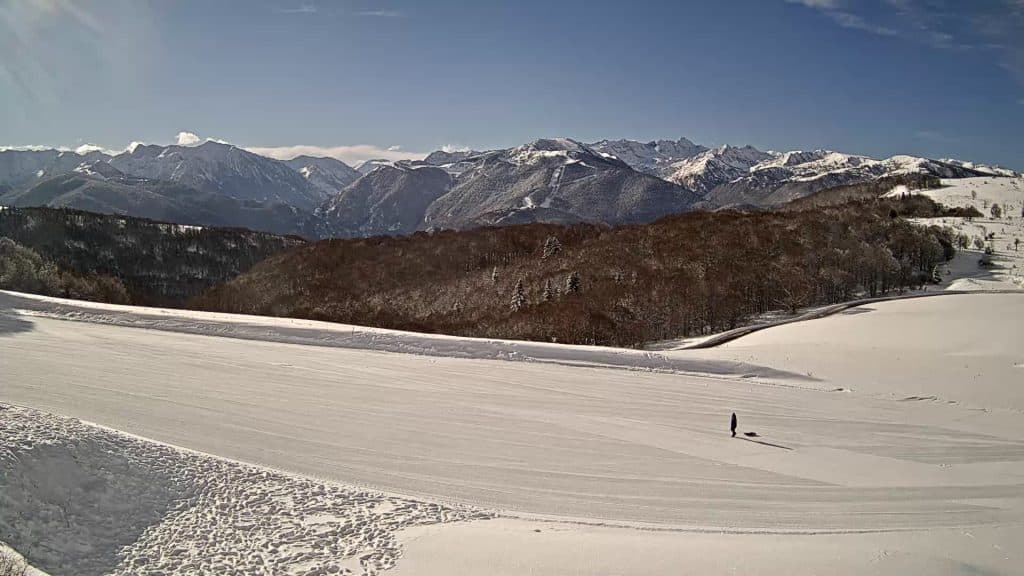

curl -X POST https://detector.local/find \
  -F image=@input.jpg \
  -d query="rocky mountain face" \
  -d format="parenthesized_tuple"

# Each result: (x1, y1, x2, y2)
(355, 159, 394, 175)
(1, 135, 1018, 240)
(0, 149, 112, 193)
(695, 150, 997, 208)
(420, 139, 699, 230)
(0, 171, 309, 237)
(109, 141, 329, 211)
(285, 155, 362, 197)
(316, 164, 453, 238)
(0, 142, 358, 237)
(587, 137, 707, 177)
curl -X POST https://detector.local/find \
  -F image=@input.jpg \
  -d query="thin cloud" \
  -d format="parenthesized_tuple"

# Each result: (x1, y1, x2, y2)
(275, 4, 317, 14)
(785, 0, 897, 37)
(827, 11, 897, 36)
(785, 0, 840, 9)
(357, 10, 407, 18)
(786, 0, 1024, 87)
(244, 144, 426, 166)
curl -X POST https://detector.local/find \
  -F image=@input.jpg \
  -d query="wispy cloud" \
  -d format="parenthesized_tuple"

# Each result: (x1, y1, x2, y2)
(785, 0, 896, 37)
(786, 0, 840, 9)
(785, 0, 1024, 91)
(244, 144, 426, 165)
(827, 11, 897, 36)
(274, 4, 317, 14)
(357, 9, 406, 18)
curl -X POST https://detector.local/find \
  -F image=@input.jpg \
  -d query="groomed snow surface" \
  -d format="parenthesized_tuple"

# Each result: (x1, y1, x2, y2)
(2, 286, 1024, 574)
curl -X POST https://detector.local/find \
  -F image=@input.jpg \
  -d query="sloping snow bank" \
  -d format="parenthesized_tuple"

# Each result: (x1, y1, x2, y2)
(0, 405, 491, 576)
(0, 290, 810, 383)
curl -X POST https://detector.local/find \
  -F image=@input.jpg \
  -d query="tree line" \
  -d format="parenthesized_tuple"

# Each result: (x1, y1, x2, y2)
(0, 207, 303, 306)
(194, 195, 958, 346)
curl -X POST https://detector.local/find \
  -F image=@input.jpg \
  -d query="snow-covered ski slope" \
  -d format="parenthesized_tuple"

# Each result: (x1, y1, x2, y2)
(2, 289, 1023, 575)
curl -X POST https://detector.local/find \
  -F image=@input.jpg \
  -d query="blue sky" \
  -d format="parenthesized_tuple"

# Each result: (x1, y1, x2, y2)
(1, 0, 1022, 168)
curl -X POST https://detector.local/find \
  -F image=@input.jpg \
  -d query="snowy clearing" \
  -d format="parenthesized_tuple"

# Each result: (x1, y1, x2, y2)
(2, 290, 1023, 575)
(889, 176, 1024, 289)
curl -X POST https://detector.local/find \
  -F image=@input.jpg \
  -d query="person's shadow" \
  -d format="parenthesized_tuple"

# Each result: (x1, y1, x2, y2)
(737, 431, 793, 450)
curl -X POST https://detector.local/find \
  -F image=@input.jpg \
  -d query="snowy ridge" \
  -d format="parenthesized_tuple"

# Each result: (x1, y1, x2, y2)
(3, 136, 1020, 237)
(666, 145, 772, 193)
(586, 137, 707, 175)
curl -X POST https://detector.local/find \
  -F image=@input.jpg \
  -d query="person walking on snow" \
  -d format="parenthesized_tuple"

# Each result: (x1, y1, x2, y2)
(731, 412, 738, 438)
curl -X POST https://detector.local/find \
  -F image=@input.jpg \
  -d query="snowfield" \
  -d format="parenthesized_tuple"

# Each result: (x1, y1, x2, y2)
(889, 176, 1024, 290)
(2, 288, 1023, 575)
(0, 405, 489, 576)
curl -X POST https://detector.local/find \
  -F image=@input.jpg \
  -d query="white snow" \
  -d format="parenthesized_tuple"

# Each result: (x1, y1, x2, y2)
(2, 289, 1023, 575)
(0, 404, 489, 576)
(887, 176, 1024, 289)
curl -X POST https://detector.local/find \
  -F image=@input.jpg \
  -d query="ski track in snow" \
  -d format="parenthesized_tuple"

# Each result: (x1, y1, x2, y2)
(0, 405, 491, 576)
(2, 289, 1024, 575)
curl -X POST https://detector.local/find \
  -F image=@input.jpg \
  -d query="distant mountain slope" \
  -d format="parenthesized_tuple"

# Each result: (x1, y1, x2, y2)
(587, 137, 706, 177)
(316, 164, 453, 238)
(109, 141, 328, 211)
(0, 172, 310, 237)
(3, 136, 1018, 239)
(702, 152, 996, 208)
(0, 149, 112, 191)
(355, 159, 394, 175)
(664, 145, 773, 194)
(423, 139, 700, 229)
(0, 206, 303, 305)
(284, 155, 361, 196)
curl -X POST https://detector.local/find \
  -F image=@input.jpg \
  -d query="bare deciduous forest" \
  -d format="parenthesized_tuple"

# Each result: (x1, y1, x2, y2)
(0, 207, 304, 305)
(194, 196, 958, 346)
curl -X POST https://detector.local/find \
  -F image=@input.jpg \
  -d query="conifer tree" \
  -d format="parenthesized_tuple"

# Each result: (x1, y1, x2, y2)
(542, 279, 554, 301)
(510, 279, 527, 311)
(565, 271, 581, 294)
(542, 236, 562, 260)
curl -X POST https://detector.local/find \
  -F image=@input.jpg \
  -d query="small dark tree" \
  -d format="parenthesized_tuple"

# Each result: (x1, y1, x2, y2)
(510, 279, 527, 311)
(991, 203, 1002, 219)
(542, 279, 554, 301)
(541, 236, 562, 260)
(565, 271, 581, 294)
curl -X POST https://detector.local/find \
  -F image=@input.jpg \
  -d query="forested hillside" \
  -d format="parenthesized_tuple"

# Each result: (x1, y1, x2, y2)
(194, 196, 957, 346)
(0, 207, 304, 305)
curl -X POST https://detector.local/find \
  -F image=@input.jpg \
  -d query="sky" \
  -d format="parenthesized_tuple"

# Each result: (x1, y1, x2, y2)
(1, 0, 1022, 169)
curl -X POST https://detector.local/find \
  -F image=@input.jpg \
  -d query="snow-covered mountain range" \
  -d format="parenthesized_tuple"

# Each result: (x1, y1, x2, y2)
(1, 136, 1018, 238)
